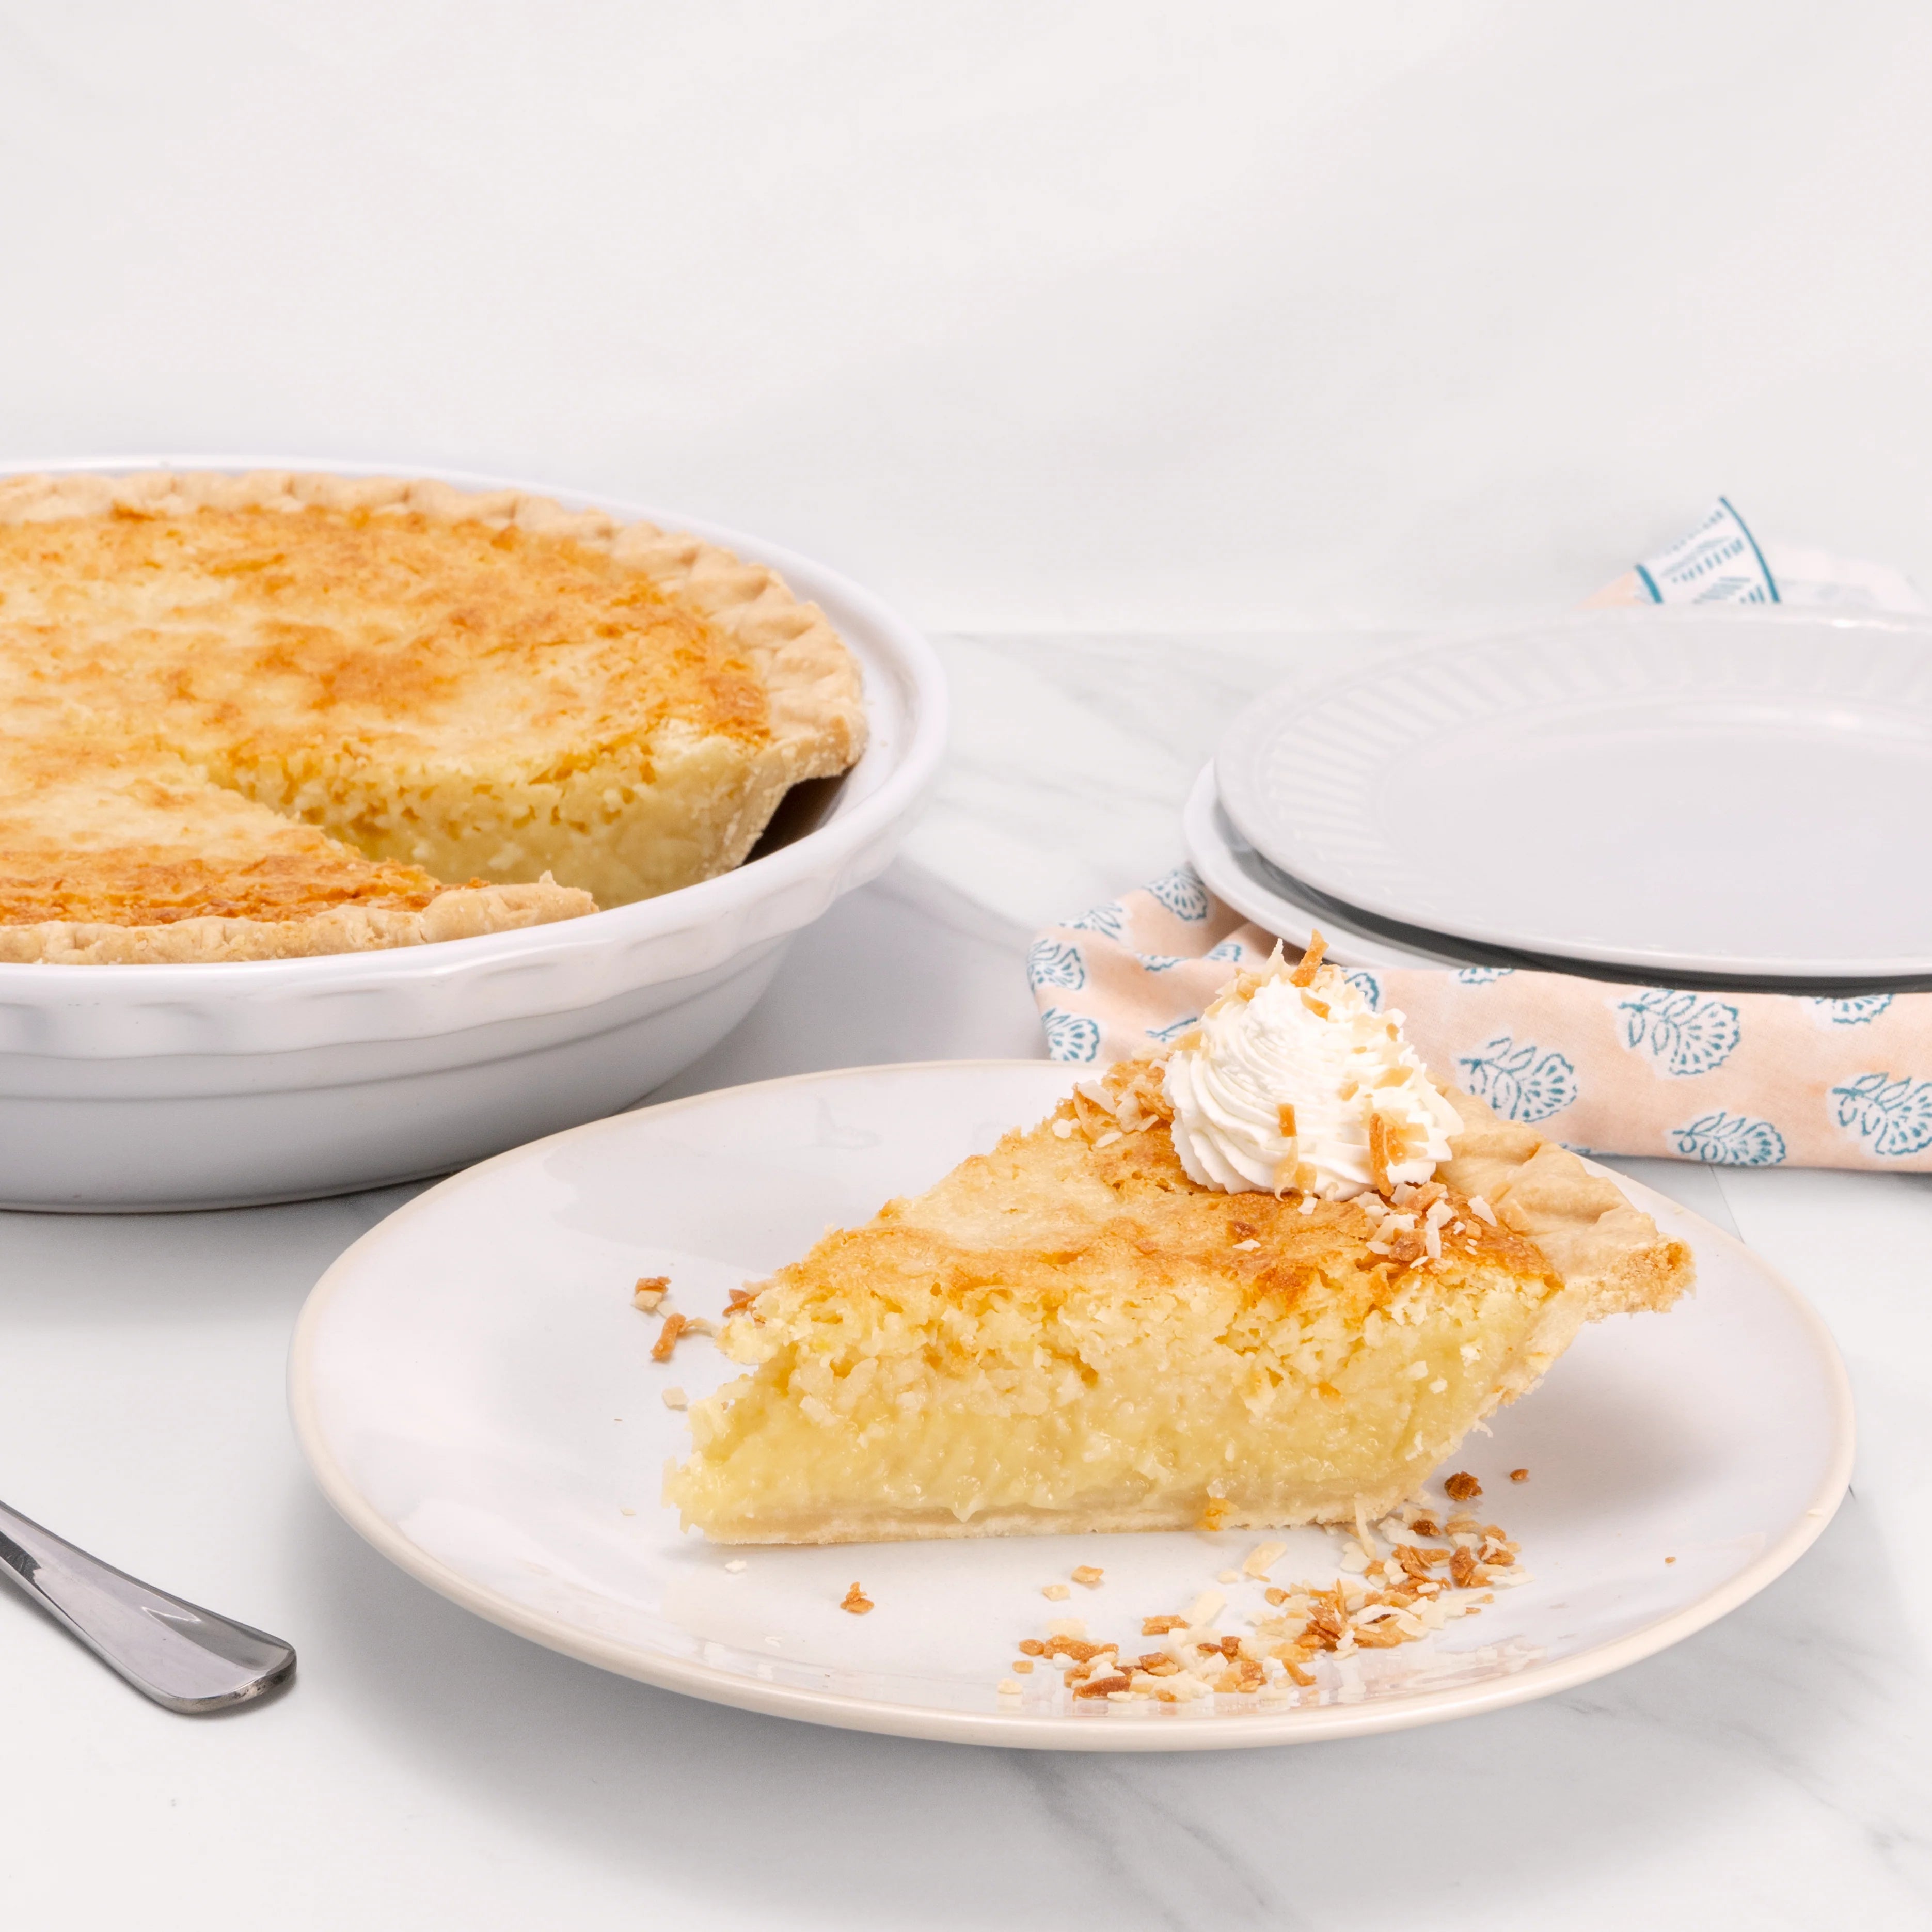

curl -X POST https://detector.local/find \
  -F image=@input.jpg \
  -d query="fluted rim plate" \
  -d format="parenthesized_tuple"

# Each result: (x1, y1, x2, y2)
(1215, 610, 1932, 981)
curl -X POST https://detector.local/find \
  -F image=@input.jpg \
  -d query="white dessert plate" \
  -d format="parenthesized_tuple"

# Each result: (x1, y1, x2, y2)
(290, 1060, 1852, 1752)
(1183, 764, 1470, 970)
(1214, 608, 1932, 982)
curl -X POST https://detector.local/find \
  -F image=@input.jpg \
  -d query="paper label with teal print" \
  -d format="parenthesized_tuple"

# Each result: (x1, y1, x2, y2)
(1635, 497, 1778, 605)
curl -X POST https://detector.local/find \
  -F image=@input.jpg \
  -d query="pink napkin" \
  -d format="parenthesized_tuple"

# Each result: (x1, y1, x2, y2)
(1028, 505, 1932, 1172)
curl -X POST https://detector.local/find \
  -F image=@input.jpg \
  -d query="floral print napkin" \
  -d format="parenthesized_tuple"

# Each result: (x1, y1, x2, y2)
(1030, 868, 1932, 1170)
(1028, 506, 1932, 1171)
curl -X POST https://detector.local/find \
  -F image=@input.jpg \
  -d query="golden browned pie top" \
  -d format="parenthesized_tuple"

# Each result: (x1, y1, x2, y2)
(0, 471, 866, 960)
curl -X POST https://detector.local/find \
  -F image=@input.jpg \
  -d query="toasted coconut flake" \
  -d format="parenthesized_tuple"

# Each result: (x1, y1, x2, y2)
(840, 1581, 874, 1614)
(1368, 1112, 1395, 1195)
(632, 1275, 670, 1311)
(1289, 930, 1327, 986)
(1185, 1590, 1226, 1627)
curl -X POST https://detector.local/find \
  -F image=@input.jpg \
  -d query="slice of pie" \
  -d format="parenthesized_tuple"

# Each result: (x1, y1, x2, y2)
(0, 470, 865, 961)
(665, 947, 1692, 1545)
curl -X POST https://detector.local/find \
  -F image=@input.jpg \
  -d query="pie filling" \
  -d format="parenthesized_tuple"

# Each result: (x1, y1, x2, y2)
(669, 1212, 1566, 1543)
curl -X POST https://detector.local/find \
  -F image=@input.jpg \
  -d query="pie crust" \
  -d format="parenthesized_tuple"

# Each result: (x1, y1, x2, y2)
(0, 470, 866, 961)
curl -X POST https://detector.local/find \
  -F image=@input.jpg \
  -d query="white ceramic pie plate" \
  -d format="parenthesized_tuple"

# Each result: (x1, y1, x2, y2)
(0, 458, 946, 1211)
(1215, 608, 1932, 982)
(1182, 764, 1468, 970)
(290, 1060, 1853, 1752)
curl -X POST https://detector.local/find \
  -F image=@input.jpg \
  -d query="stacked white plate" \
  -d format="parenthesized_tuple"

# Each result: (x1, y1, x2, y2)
(1191, 607, 1932, 992)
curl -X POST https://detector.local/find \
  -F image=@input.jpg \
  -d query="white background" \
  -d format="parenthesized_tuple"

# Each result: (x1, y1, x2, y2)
(7, 2, 1932, 630)
(6, 8, 1932, 1929)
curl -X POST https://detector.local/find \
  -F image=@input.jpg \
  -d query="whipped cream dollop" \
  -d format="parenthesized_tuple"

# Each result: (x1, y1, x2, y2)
(1162, 942, 1462, 1199)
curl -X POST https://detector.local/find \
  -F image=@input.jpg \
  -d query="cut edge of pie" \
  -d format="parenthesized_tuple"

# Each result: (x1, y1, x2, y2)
(663, 1055, 1695, 1546)
(0, 469, 866, 961)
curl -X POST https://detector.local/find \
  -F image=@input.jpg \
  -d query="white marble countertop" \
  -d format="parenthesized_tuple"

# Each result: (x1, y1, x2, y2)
(4, 630, 1929, 1931)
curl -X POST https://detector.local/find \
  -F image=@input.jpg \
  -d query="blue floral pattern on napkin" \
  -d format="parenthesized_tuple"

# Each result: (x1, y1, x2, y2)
(1831, 1072, 1932, 1157)
(1041, 1007, 1102, 1063)
(1811, 994, 1894, 1027)
(1145, 1014, 1201, 1045)
(1616, 989, 1741, 1076)
(1145, 866, 1209, 922)
(1458, 1037, 1579, 1123)
(1669, 1111, 1787, 1166)
(1067, 901, 1128, 941)
(1026, 939, 1086, 992)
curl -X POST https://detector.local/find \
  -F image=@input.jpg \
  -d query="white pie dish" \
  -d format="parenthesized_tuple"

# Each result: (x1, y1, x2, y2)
(289, 1059, 1854, 1752)
(0, 458, 947, 1212)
